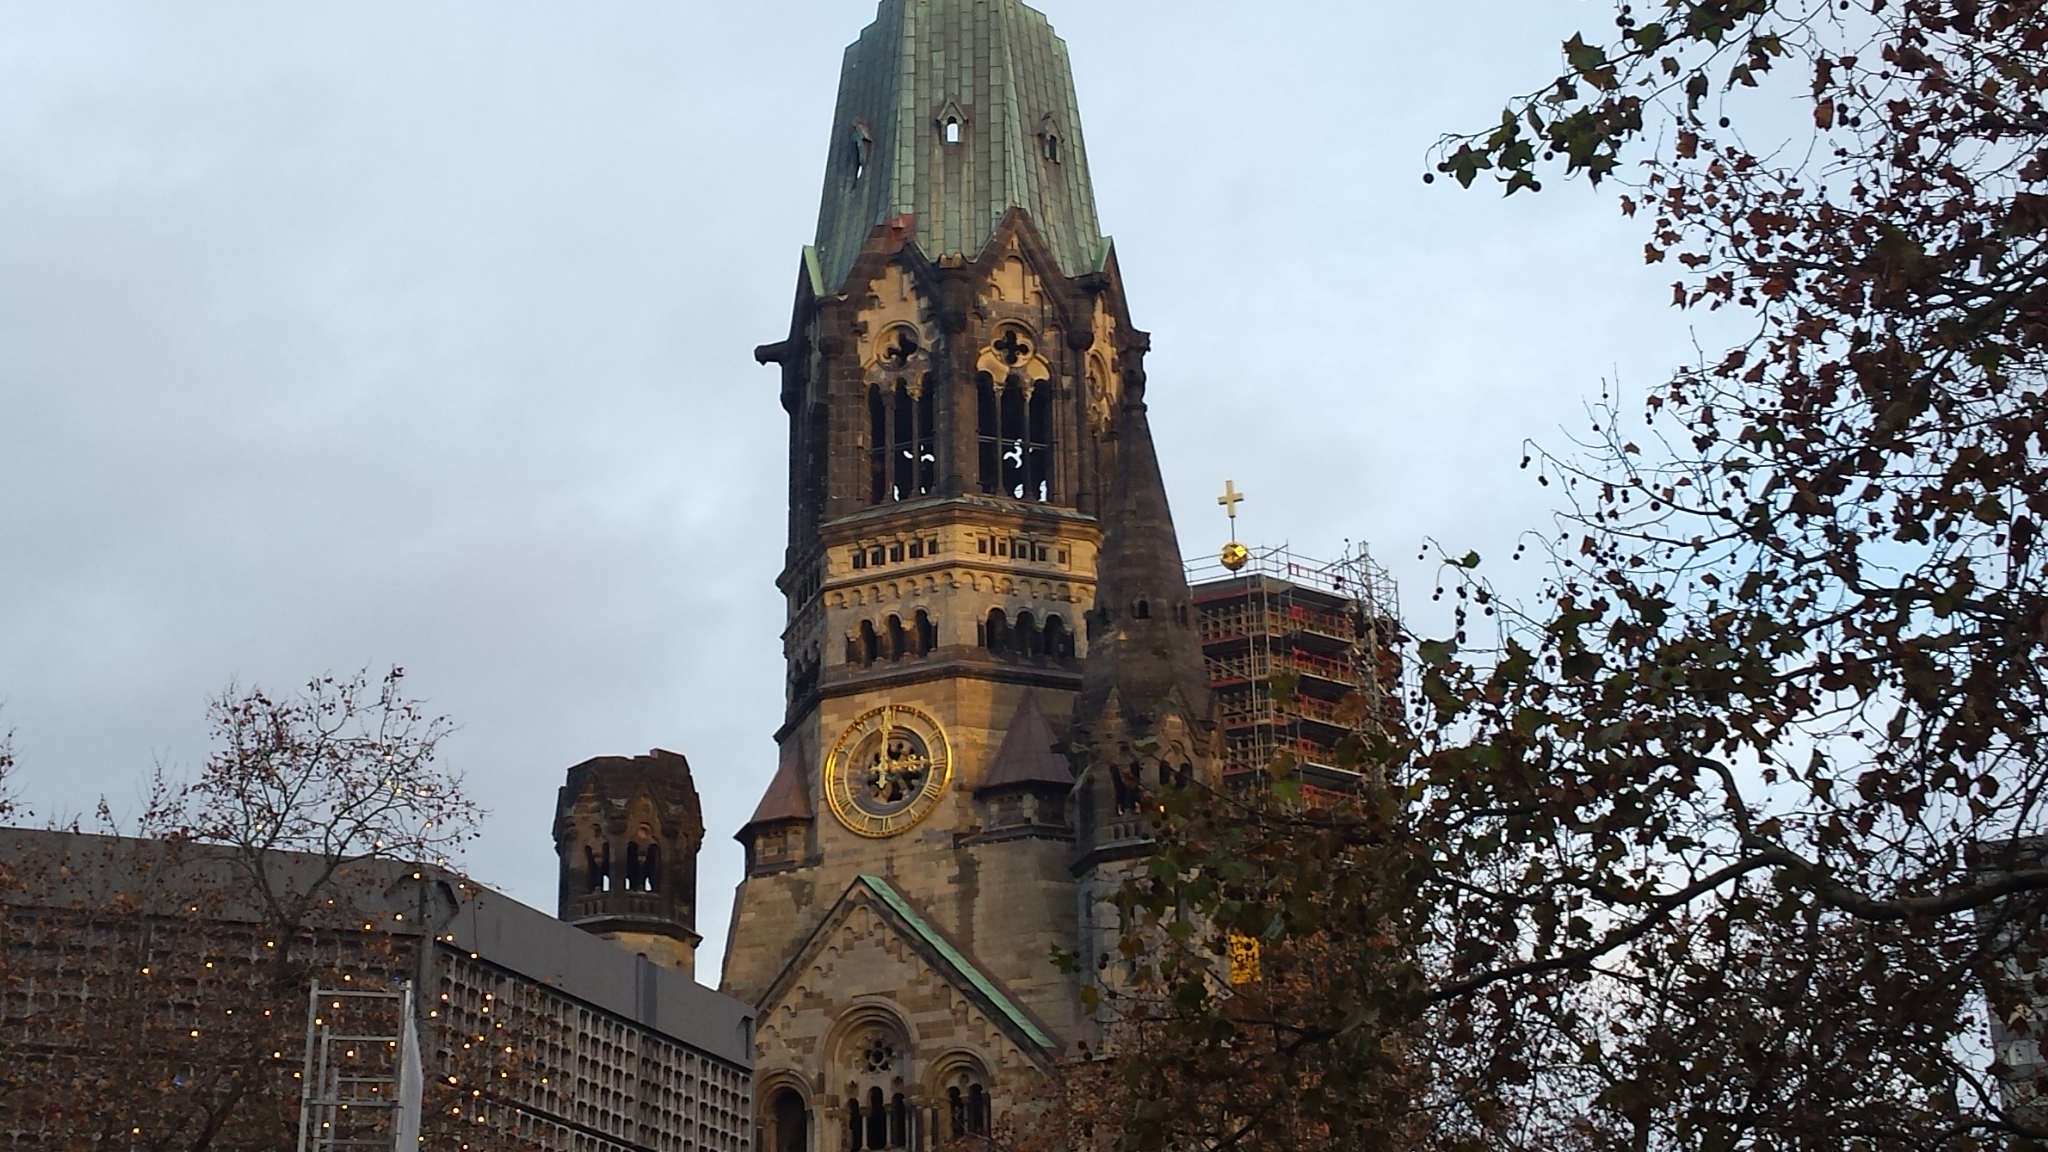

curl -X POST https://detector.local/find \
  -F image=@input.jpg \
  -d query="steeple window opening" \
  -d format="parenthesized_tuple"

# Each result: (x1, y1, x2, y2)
(976, 374, 1054, 502)
(943, 116, 962, 145)
(624, 840, 662, 892)
(1038, 112, 1063, 165)
(851, 123, 873, 183)
(867, 380, 936, 504)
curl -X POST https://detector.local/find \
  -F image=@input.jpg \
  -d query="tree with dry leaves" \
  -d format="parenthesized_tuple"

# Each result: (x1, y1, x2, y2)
(1096, 3, 2048, 1150)
(0, 667, 494, 1150)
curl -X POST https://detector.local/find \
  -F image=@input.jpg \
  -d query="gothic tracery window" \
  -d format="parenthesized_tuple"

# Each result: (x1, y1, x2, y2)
(943, 1069, 992, 1139)
(976, 329, 1054, 502)
(844, 1029, 908, 1151)
(868, 331, 936, 505)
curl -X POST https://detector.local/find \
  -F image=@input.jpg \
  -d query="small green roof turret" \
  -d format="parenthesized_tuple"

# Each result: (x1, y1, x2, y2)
(811, 0, 1107, 295)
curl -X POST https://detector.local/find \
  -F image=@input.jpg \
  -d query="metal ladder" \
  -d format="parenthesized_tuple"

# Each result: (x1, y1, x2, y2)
(296, 980, 421, 1152)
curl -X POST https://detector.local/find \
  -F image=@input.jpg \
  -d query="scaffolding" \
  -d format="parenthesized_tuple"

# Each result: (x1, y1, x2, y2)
(297, 980, 422, 1152)
(1185, 542, 1403, 798)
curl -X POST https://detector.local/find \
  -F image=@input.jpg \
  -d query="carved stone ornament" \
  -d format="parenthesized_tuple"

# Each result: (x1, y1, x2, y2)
(976, 324, 1052, 390)
(859, 1033, 898, 1074)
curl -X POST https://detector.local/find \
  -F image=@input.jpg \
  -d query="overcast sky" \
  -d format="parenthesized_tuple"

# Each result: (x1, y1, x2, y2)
(0, 1, 1701, 985)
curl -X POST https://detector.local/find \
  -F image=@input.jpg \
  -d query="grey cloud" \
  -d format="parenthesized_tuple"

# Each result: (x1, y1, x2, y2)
(2, 0, 1702, 983)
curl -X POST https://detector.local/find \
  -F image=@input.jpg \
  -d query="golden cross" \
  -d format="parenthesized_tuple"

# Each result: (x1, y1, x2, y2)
(1217, 480, 1245, 527)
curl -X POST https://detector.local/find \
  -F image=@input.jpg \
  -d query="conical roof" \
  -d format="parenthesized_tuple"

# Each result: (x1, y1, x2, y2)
(1075, 383, 1213, 732)
(811, 0, 1107, 294)
(978, 692, 1073, 794)
(740, 740, 813, 834)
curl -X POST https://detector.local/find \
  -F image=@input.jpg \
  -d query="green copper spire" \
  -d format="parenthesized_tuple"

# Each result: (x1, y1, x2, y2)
(811, 0, 1107, 295)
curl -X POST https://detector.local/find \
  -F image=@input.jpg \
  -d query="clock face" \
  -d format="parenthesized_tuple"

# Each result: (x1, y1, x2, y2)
(824, 704, 953, 838)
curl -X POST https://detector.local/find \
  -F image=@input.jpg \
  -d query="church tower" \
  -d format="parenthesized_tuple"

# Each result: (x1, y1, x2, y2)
(553, 748, 706, 974)
(724, 3, 1212, 1146)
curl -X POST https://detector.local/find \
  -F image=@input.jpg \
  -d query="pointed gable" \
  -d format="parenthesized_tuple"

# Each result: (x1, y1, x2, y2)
(977, 693, 1072, 794)
(740, 740, 812, 836)
(754, 873, 1059, 1060)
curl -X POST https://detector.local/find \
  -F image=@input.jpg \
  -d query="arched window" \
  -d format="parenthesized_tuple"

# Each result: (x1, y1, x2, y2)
(983, 608, 1011, 657)
(625, 842, 643, 890)
(1043, 614, 1073, 661)
(868, 385, 888, 505)
(1000, 383, 1027, 498)
(968, 1084, 989, 1135)
(866, 1087, 888, 1151)
(583, 844, 603, 893)
(917, 388, 936, 495)
(942, 1064, 991, 1139)
(859, 621, 880, 667)
(913, 610, 937, 656)
(1112, 764, 1141, 815)
(893, 387, 915, 501)
(1133, 599, 1151, 620)
(977, 378, 1000, 495)
(643, 842, 661, 892)
(889, 1093, 907, 1148)
(1015, 611, 1039, 658)
(848, 1100, 863, 1151)
(977, 371, 1054, 502)
(868, 372, 935, 505)
(885, 616, 907, 662)
(1027, 385, 1053, 501)
(771, 1088, 807, 1152)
